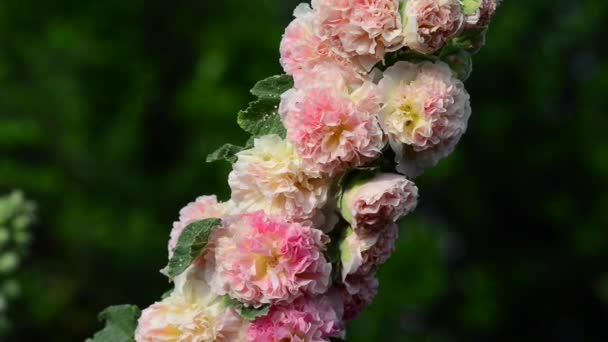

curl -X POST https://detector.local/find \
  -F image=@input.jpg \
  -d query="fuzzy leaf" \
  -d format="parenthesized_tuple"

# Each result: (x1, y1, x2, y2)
(166, 218, 221, 278)
(206, 143, 246, 164)
(87, 305, 140, 342)
(237, 98, 286, 138)
(223, 296, 271, 321)
(250, 74, 293, 100)
(380, 49, 438, 71)
(240, 304, 271, 321)
(237, 74, 293, 138)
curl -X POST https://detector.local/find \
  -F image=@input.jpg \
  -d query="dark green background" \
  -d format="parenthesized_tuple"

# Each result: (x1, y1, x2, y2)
(1, 0, 607, 341)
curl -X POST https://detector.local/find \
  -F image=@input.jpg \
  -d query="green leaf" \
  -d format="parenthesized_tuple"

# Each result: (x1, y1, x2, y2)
(223, 296, 271, 321)
(446, 27, 488, 55)
(237, 98, 286, 138)
(237, 74, 293, 138)
(166, 218, 222, 278)
(207, 137, 254, 164)
(87, 305, 140, 342)
(379, 49, 438, 71)
(250, 74, 293, 100)
(206, 143, 247, 163)
(442, 49, 473, 81)
(240, 304, 271, 321)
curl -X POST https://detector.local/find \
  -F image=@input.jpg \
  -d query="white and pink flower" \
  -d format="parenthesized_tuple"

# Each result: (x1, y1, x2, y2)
(280, 75, 385, 176)
(312, 0, 403, 70)
(168, 195, 231, 259)
(340, 224, 399, 286)
(465, 0, 500, 29)
(378, 60, 471, 177)
(228, 135, 330, 226)
(247, 295, 345, 342)
(339, 272, 379, 321)
(401, 0, 464, 54)
(340, 173, 419, 232)
(135, 267, 246, 342)
(121, 0, 500, 339)
(280, 4, 364, 88)
(205, 211, 331, 307)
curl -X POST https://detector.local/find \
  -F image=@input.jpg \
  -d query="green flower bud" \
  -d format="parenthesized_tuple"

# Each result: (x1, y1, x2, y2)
(462, 0, 483, 16)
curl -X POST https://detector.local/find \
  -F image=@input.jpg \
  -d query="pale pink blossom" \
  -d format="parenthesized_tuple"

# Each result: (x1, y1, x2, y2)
(313, 0, 403, 69)
(247, 296, 345, 342)
(280, 4, 364, 88)
(228, 135, 330, 226)
(396, 135, 461, 177)
(378, 61, 471, 177)
(205, 211, 331, 307)
(340, 173, 418, 233)
(466, 0, 499, 28)
(339, 273, 379, 321)
(340, 224, 399, 287)
(401, 0, 464, 54)
(135, 267, 246, 342)
(294, 62, 368, 94)
(280, 79, 385, 176)
(168, 195, 231, 259)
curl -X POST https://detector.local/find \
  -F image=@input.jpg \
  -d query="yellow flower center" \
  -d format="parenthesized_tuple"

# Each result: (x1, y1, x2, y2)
(393, 101, 424, 137)
(254, 252, 281, 280)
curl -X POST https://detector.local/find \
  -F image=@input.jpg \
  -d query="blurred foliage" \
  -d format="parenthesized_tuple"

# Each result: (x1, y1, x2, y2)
(1, 0, 608, 341)
(0, 191, 35, 335)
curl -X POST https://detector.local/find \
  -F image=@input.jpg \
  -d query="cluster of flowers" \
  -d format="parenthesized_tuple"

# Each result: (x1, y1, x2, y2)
(0, 191, 35, 334)
(130, 0, 500, 341)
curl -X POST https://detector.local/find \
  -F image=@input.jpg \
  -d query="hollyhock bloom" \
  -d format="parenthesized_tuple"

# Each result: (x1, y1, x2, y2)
(312, 0, 403, 70)
(340, 224, 399, 285)
(395, 135, 461, 177)
(401, 0, 464, 54)
(135, 267, 246, 342)
(205, 211, 331, 307)
(247, 296, 345, 342)
(340, 173, 419, 233)
(339, 273, 379, 321)
(294, 62, 368, 95)
(465, 0, 500, 28)
(280, 3, 364, 88)
(378, 61, 471, 177)
(280, 74, 385, 176)
(168, 195, 231, 258)
(228, 135, 330, 225)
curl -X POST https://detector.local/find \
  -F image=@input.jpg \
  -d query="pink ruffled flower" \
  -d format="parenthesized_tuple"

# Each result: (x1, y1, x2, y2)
(401, 0, 464, 54)
(228, 135, 330, 226)
(465, 0, 500, 28)
(280, 4, 364, 88)
(378, 61, 471, 177)
(340, 173, 418, 233)
(313, 0, 403, 70)
(280, 76, 385, 176)
(339, 273, 379, 321)
(205, 211, 331, 307)
(340, 224, 398, 287)
(247, 296, 345, 342)
(168, 195, 231, 258)
(135, 267, 247, 342)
